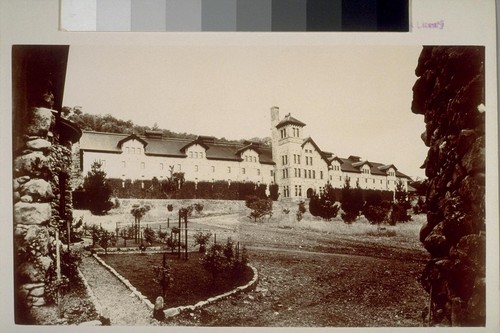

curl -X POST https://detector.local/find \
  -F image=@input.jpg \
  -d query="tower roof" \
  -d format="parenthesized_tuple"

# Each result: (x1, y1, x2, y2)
(275, 113, 306, 128)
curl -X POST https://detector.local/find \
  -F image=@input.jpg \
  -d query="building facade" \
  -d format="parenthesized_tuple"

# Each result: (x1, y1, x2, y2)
(77, 106, 410, 199)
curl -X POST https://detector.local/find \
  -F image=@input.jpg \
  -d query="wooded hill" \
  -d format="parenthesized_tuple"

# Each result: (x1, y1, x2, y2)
(62, 106, 271, 145)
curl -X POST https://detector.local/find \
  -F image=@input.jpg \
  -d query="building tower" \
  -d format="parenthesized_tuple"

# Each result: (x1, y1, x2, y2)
(270, 106, 306, 199)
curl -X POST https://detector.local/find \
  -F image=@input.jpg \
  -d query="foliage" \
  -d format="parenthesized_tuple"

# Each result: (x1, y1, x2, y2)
(98, 228, 115, 255)
(193, 231, 212, 253)
(391, 179, 412, 224)
(200, 243, 227, 286)
(167, 204, 173, 212)
(193, 203, 204, 214)
(413, 196, 427, 214)
(143, 226, 156, 245)
(152, 253, 173, 300)
(308, 183, 340, 221)
(340, 178, 363, 224)
(119, 225, 135, 246)
(130, 204, 151, 243)
(363, 202, 391, 227)
(201, 238, 248, 285)
(83, 161, 113, 215)
(44, 249, 82, 304)
(245, 196, 273, 222)
(269, 183, 279, 201)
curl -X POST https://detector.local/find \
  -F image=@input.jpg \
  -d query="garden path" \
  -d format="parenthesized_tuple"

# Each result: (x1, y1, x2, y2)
(80, 255, 159, 326)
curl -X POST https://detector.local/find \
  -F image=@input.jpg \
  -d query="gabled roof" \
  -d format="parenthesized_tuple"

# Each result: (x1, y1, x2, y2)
(180, 137, 210, 152)
(352, 161, 373, 168)
(117, 134, 148, 149)
(79, 131, 275, 165)
(301, 137, 332, 165)
(236, 143, 261, 156)
(276, 113, 306, 128)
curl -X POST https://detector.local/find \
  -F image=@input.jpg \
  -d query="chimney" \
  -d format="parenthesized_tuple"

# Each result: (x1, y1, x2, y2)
(270, 106, 280, 127)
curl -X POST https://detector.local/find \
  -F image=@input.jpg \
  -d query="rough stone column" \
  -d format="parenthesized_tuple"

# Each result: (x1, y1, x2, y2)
(14, 106, 56, 308)
(412, 46, 485, 326)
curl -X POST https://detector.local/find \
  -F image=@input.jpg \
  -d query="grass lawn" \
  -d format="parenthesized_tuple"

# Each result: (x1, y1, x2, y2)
(100, 252, 253, 308)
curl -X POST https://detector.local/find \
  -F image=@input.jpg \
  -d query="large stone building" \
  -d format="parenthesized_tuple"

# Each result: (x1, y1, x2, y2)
(77, 106, 410, 198)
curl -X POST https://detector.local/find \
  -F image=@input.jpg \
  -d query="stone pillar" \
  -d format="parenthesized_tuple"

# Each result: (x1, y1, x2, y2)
(412, 46, 485, 326)
(14, 107, 56, 308)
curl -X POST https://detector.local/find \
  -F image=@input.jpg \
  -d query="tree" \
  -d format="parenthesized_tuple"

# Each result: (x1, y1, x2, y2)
(193, 203, 204, 215)
(245, 196, 273, 222)
(308, 183, 340, 221)
(130, 204, 150, 244)
(98, 228, 113, 255)
(83, 161, 113, 215)
(391, 179, 412, 224)
(143, 226, 156, 245)
(340, 178, 362, 224)
(193, 231, 212, 253)
(363, 201, 391, 230)
(120, 225, 134, 247)
(153, 253, 173, 300)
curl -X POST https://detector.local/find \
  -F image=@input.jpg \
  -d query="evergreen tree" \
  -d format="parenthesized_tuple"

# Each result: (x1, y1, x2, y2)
(83, 161, 113, 215)
(340, 178, 361, 224)
(308, 183, 340, 221)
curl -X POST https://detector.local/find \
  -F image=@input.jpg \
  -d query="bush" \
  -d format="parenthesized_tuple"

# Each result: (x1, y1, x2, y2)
(193, 203, 204, 215)
(143, 226, 156, 245)
(309, 183, 340, 221)
(245, 195, 273, 222)
(296, 200, 306, 221)
(83, 161, 113, 215)
(193, 231, 212, 253)
(269, 183, 279, 201)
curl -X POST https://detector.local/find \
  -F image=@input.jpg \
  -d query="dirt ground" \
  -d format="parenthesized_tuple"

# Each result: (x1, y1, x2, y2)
(73, 204, 429, 327)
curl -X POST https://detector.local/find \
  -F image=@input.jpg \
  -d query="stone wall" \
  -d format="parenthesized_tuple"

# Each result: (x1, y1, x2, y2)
(412, 46, 485, 326)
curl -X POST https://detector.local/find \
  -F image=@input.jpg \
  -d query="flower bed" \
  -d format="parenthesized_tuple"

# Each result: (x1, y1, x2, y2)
(99, 252, 254, 309)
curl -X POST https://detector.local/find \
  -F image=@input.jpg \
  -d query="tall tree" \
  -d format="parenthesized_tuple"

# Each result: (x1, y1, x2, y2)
(83, 161, 113, 215)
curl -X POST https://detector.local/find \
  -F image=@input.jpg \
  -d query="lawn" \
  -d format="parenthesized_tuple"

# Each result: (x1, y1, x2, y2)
(100, 252, 253, 308)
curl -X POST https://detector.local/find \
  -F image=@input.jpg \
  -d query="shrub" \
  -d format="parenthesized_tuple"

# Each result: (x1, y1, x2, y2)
(193, 231, 212, 253)
(296, 200, 306, 221)
(245, 196, 273, 222)
(309, 184, 340, 221)
(83, 161, 113, 215)
(167, 204, 173, 212)
(143, 226, 156, 245)
(193, 203, 204, 215)
(269, 183, 279, 201)
(201, 243, 228, 286)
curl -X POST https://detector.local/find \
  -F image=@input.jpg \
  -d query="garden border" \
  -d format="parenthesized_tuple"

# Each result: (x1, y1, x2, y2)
(77, 266, 107, 325)
(92, 253, 259, 319)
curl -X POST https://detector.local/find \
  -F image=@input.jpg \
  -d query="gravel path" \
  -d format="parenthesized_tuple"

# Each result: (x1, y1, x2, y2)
(79, 255, 160, 326)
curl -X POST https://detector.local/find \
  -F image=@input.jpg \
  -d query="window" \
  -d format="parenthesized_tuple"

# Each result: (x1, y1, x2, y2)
(140, 162, 145, 169)
(308, 170, 312, 178)
(160, 163, 164, 170)
(297, 156, 301, 164)
(177, 164, 181, 171)
(304, 169, 307, 178)
(282, 169, 286, 179)
(195, 152, 198, 158)
(285, 168, 289, 178)
(137, 148, 141, 154)
(339, 176, 342, 181)
(295, 185, 298, 196)
(310, 157, 313, 166)
(131, 147, 136, 154)
(296, 128, 300, 137)
(298, 169, 301, 178)
(271, 170, 273, 176)
(293, 154, 296, 163)
(306, 157, 309, 165)
(212, 166, 215, 173)
(313, 170, 316, 179)
(257, 169, 260, 175)
(194, 165, 199, 172)
(242, 168, 246, 174)
(320, 171, 323, 179)
(254, 156, 257, 162)
(125, 147, 130, 154)
(245, 156, 248, 162)
(373, 179, 375, 183)
(200, 152, 204, 159)
(365, 178, 367, 183)
(189, 152, 193, 158)
(228, 167, 231, 173)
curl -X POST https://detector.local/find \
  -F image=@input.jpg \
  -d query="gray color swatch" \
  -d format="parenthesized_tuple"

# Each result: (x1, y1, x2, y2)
(131, 0, 167, 31)
(202, 0, 237, 31)
(165, 0, 202, 31)
(236, 0, 272, 31)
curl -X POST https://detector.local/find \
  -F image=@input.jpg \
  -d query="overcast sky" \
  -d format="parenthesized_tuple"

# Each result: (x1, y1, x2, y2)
(63, 44, 427, 179)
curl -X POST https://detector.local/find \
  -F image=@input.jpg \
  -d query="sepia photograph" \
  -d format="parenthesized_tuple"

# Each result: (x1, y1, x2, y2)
(3, 1, 497, 332)
(12, 42, 486, 327)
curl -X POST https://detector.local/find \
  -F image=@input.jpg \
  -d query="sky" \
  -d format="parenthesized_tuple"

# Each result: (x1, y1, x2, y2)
(63, 44, 427, 179)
